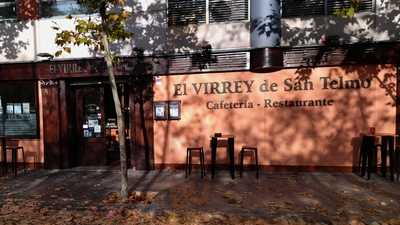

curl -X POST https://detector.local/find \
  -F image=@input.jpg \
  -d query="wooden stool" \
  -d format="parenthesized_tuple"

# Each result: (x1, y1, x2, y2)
(359, 135, 376, 180)
(378, 135, 396, 181)
(395, 144, 400, 181)
(7, 146, 26, 176)
(186, 147, 205, 178)
(239, 146, 259, 179)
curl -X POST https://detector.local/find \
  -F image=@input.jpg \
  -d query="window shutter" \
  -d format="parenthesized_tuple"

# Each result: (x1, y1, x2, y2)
(168, 51, 249, 74)
(209, 0, 248, 23)
(327, 0, 374, 15)
(168, 0, 206, 25)
(0, 0, 16, 19)
(282, 0, 325, 17)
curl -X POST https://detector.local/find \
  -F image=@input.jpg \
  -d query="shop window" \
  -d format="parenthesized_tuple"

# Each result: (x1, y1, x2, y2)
(167, 0, 248, 25)
(0, 81, 38, 137)
(0, 0, 16, 20)
(40, 0, 93, 18)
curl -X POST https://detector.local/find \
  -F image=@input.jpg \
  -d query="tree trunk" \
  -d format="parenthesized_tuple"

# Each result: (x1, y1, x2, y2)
(100, 32, 128, 201)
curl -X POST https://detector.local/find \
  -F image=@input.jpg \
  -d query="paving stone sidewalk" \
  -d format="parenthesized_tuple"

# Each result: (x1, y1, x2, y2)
(1, 168, 400, 225)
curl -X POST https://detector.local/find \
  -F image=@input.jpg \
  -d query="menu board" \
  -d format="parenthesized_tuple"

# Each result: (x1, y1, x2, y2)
(154, 102, 167, 120)
(168, 101, 181, 120)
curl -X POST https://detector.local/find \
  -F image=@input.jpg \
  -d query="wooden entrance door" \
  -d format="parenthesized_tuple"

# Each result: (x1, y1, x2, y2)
(75, 86, 107, 166)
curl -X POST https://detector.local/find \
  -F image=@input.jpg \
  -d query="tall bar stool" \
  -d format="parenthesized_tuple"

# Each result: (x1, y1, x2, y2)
(6, 140, 26, 176)
(380, 135, 396, 181)
(359, 135, 376, 180)
(395, 136, 400, 181)
(239, 146, 259, 179)
(185, 147, 205, 178)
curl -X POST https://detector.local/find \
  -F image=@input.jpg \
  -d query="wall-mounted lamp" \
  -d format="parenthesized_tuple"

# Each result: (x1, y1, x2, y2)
(36, 53, 54, 60)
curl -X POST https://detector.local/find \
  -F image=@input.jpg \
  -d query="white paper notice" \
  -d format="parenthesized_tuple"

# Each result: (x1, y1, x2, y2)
(155, 105, 165, 117)
(14, 103, 22, 114)
(6, 104, 13, 114)
(88, 119, 98, 127)
(170, 106, 179, 118)
(94, 125, 101, 133)
(22, 103, 30, 114)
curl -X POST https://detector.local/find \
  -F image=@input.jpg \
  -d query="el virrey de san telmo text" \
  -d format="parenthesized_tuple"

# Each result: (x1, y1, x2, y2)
(173, 76, 371, 110)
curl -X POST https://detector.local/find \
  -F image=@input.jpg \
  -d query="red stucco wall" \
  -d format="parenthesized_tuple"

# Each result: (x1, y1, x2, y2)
(153, 65, 396, 168)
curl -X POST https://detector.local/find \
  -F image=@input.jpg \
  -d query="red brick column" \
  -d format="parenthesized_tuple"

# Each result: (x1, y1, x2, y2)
(17, 0, 38, 20)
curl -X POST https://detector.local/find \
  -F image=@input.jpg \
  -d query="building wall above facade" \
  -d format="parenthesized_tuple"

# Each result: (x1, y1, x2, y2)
(0, 0, 399, 64)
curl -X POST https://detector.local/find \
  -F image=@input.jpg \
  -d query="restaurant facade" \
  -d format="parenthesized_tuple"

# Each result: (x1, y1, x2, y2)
(0, 0, 399, 171)
(1, 49, 399, 171)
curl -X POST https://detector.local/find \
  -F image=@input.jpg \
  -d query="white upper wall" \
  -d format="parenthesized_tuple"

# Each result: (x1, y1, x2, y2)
(281, 0, 400, 46)
(36, 16, 101, 59)
(0, 20, 35, 62)
(0, 0, 399, 63)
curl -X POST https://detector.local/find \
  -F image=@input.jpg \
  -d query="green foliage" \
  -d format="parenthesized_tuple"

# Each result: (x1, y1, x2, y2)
(334, 0, 361, 18)
(52, 0, 132, 58)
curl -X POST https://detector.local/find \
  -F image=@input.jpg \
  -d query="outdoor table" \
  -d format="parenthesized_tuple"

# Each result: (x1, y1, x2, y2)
(210, 135, 235, 179)
(360, 133, 397, 181)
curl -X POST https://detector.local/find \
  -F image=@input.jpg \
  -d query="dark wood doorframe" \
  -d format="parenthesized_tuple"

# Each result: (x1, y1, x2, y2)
(74, 86, 107, 166)
(66, 84, 78, 167)
(67, 81, 132, 167)
(42, 80, 70, 169)
(42, 83, 61, 169)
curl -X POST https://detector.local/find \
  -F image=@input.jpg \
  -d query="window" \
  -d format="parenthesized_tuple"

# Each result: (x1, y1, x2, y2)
(282, 0, 325, 17)
(0, 0, 16, 20)
(82, 93, 102, 138)
(40, 0, 92, 17)
(0, 81, 38, 137)
(326, 0, 374, 15)
(209, 0, 248, 23)
(168, 0, 248, 25)
(282, 0, 374, 18)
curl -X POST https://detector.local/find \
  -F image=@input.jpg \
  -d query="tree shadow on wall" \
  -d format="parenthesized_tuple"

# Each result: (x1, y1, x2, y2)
(0, 20, 30, 60)
(280, 1, 400, 46)
(129, 48, 155, 171)
(110, 0, 214, 56)
(109, 0, 224, 172)
(251, 0, 400, 48)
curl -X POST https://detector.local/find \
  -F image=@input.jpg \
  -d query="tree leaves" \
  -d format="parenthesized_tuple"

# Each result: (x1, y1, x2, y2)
(334, 0, 361, 18)
(52, 0, 131, 58)
(63, 47, 71, 53)
(55, 50, 63, 57)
